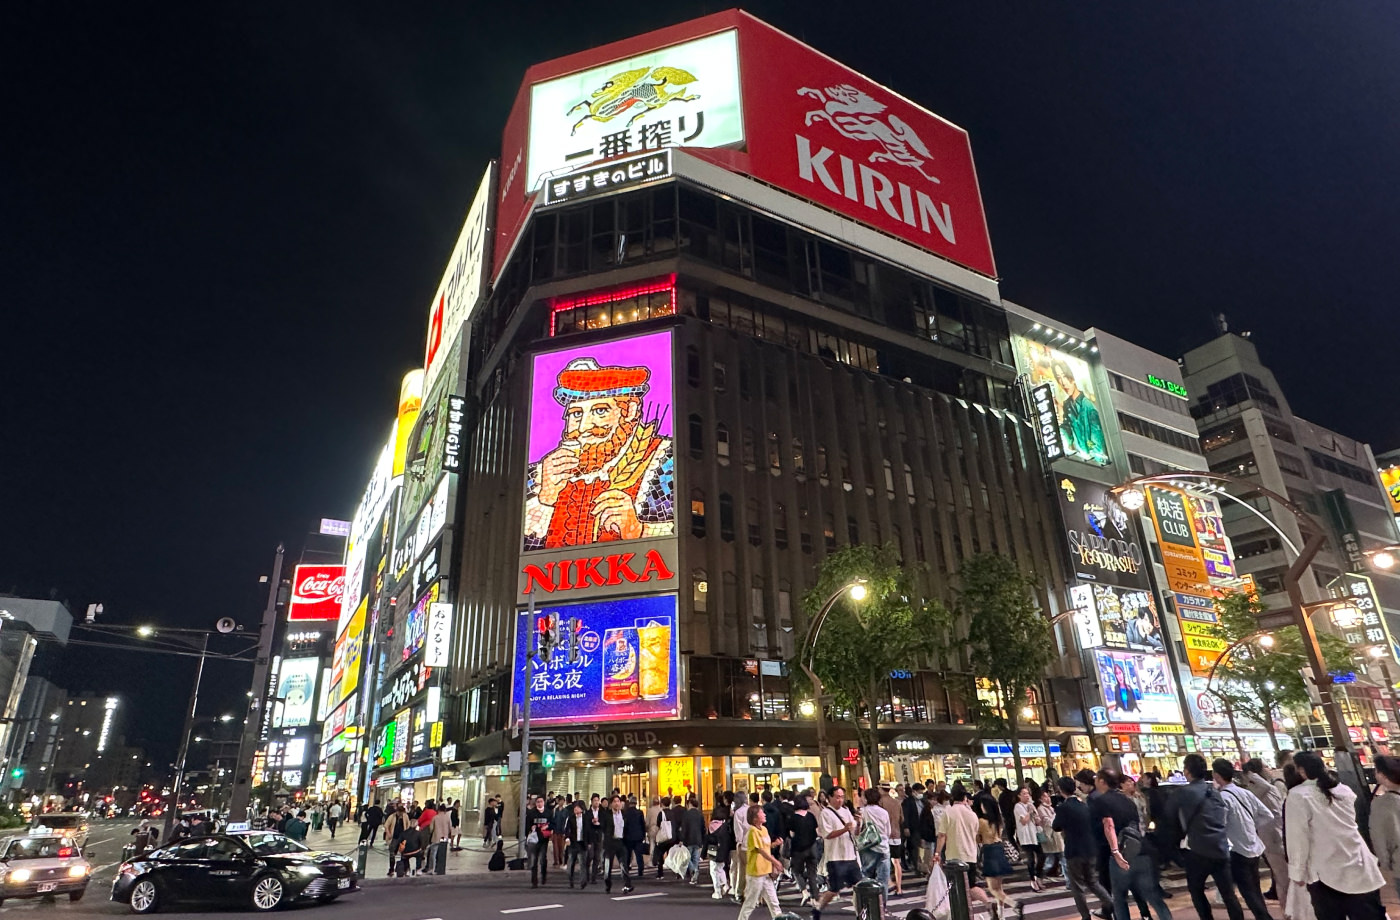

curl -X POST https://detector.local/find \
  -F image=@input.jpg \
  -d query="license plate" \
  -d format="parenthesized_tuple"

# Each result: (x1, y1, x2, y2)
(37, 883, 56, 893)
(336, 879, 350, 890)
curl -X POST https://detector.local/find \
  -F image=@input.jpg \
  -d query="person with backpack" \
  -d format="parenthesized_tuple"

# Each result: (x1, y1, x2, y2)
(710, 793, 736, 900)
(1212, 759, 1273, 920)
(1177, 753, 1240, 920)
(788, 795, 821, 905)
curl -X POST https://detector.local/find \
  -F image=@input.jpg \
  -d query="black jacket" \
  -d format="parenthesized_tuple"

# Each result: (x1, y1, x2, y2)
(681, 806, 706, 846)
(1052, 796, 1096, 861)
(600, 809, 629, 846)
(563, 812, 597, 845)
(622, 806, 647, 843)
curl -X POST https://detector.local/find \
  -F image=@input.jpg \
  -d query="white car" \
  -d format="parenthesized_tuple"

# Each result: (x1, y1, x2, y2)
(0, 835, 91, 904)
(29, 813, 89, 848)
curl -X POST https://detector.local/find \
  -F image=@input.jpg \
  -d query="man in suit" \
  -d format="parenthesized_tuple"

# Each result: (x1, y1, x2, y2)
(601, 796, 635, 894)
(623, 796, 648, 878)
(562, 801, 596, 889)
(586, 794, 605, 882)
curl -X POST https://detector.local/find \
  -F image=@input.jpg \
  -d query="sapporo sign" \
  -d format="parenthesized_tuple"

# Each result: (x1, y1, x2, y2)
(1055, 475, 1150, 590)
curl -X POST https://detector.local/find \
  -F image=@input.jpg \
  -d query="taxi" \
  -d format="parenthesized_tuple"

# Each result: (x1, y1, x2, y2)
(0, 833, 91, 904)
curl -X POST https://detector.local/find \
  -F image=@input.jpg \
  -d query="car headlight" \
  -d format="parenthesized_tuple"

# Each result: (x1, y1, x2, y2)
(293, 865, 322, 876)
(9, 869, 31, 883)
(68, 866, 88, 878)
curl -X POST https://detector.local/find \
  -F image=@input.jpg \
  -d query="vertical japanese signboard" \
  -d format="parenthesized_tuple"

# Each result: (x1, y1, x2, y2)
(1145, 487, 1211, 596)
(1330, 573, 1399, 663)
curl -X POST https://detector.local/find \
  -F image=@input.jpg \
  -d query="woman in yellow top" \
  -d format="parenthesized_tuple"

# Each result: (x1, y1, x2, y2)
(737, 805, 784, 920)
(976, 815, 1016, 919)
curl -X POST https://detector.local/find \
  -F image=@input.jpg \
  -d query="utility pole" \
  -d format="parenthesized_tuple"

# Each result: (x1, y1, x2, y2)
(163, 633, 209, 842)
(516, 590, 537, 856)
(228, 544, 284, 821)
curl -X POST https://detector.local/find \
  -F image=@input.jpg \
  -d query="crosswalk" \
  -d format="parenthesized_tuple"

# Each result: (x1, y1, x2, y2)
(662, 860, 1276, 919)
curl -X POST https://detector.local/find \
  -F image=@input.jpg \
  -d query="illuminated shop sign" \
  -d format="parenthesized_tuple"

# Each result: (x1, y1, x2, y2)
(522, 328, 675, 554)
(526, 30, 742, 194)
(443, 395, 466, 472)
(288, 565, 346, 622)
(512, 594, 679, 726)
(1030, 383, 1065, 461)
(542, 149, 672, 206)
(1055, 475, 1150, 589)
(1145, 374, 1187, 398)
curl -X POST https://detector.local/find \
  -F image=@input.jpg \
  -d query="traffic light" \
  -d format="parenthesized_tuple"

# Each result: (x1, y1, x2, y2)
(567, 617, 581, 663)
(8, 768, 21, 781)
(541, 739, 557, 770)
(536, 614, 560, 661)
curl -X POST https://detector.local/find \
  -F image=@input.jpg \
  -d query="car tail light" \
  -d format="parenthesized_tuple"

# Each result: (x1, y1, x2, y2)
(57, 847, 75, 858)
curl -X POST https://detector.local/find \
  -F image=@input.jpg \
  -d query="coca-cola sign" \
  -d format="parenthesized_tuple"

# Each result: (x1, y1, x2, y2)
(288, 564, 346, 622)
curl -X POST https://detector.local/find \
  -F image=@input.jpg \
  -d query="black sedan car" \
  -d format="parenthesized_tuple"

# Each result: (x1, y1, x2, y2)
(111, 834, 356, 913)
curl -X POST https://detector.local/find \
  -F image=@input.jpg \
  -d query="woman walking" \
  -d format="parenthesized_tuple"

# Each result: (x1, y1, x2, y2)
(1013, 786, 1044, 891)
(1285, 751, 1386, 919)
(977, 811, 1016, 918)
(1034, 788, 1063, 880)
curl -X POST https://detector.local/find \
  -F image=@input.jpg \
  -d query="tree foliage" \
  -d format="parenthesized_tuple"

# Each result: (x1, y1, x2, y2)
(797, 543, 951, 782)
(956, 553, 1055, 783)
(1212, 590, 1355, 751)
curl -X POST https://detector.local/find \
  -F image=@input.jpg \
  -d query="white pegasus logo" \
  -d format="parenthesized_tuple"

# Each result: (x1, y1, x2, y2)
(798, 84, 939, 184)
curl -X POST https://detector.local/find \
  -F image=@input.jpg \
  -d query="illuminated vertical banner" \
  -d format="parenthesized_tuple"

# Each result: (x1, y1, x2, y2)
(1144, 486, 1210, 596)
(519, 328, 678, 599)
(1016, 340, 1108, 466)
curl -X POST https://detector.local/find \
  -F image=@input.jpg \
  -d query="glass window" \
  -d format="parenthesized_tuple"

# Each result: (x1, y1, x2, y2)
(719, 494, 735, 542)
(692, 569, 708, 614)
(792, 439, 806, 477)
(747, 498, 762, 546)
(690, 489, 706, 538)
(823, 513, 836, 551)
(686, 346, 700, 388)
(688, 414, 704, 459)
(716, 423, 731, 464)
(742, 428, 757, 470)
(774, 503, 789, 550)
(768, 432, 782, 475)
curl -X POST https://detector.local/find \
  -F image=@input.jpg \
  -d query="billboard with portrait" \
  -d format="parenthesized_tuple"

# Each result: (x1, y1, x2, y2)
(1382, 467, 1400, 516)
(1093, 650, 1183, 725)
(512, 594, 679, 726)
(523, 329, 675, 553)
(275, 657, 320, 728)
(1090, 584, 1164, 652)
(1016, 339, 1108, 465)
(1054, 474, 1151, 590)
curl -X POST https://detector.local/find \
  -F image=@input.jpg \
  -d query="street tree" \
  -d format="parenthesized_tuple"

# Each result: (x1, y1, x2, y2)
(1212, 589, 1354, 753)
(956, 553, 1054, 784)
(798, 543, 951, 783)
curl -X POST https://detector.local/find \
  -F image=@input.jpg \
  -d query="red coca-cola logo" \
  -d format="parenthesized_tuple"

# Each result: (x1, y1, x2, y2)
(296, 573, 345, 602)
(289, 565, 346, 621)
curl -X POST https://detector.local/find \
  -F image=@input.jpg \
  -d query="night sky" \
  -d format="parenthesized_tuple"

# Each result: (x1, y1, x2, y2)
(6, 2, 1398, 766)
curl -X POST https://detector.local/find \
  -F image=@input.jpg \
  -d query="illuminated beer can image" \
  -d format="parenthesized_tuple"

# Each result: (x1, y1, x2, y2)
(601, 627, 639, 703)
(636, 618, 671, 701)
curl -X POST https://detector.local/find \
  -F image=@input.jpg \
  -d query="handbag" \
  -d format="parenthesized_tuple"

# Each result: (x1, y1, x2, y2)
(664, 843, 691, 877)
(925, 862, 952, 920)
(856, 817, 883, 851)
(1002, 839, 1022, 864)
(657, 815, 673, 842)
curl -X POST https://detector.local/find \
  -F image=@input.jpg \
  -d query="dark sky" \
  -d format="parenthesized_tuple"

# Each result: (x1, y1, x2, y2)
(6, 2, 1398, 763)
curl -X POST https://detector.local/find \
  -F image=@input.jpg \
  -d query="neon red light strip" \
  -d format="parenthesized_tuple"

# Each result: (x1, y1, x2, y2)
(549, 274, 677, 336)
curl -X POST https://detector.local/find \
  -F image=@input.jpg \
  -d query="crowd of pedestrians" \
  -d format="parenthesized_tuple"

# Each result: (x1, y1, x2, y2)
(307, 747, 1400, 920)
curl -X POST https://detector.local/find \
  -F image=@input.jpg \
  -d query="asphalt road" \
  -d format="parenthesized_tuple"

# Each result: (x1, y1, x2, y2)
(21, 819, 1311, 920)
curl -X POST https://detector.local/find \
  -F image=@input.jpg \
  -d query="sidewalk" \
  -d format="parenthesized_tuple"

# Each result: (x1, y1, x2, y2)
(298, 824, 501, 879)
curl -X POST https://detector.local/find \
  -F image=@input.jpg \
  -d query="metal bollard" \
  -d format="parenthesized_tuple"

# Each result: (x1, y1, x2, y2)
(942, 860, 973, 920)
(356, 840, 369, 879)
(853, 878, 885, 920)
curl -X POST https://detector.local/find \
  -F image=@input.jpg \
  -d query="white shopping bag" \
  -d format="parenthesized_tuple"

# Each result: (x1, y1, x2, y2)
(1282, 886, 1317, 920)
(664, 844, 691, 878)
(925, 862, 952, 920)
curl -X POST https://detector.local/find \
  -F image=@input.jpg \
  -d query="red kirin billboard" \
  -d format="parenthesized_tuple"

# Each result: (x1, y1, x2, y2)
(494, 10, 995, 281)
(288, 564, 346, 622)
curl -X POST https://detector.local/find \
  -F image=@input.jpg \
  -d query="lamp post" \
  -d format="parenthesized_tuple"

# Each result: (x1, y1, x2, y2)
(1205, 632, 1275, 764)
(798, 580, 868, 790)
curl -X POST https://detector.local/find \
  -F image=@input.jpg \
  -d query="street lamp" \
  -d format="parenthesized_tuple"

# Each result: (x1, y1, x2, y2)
(798, 579, 869, 788)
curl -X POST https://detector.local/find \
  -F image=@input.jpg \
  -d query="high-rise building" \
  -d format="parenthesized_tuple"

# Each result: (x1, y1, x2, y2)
(1183, 331, 1400, 747)
(412, 11, 1086, 816)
